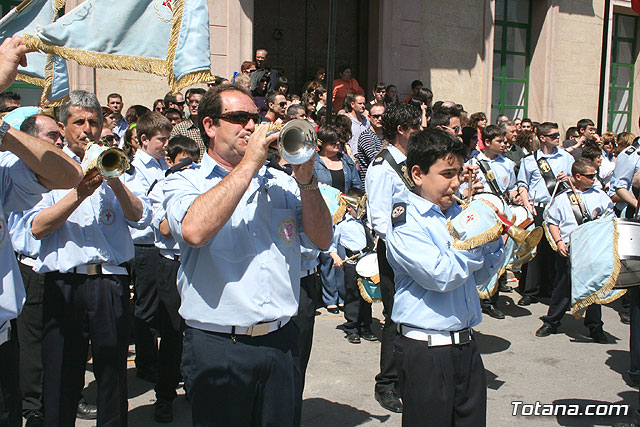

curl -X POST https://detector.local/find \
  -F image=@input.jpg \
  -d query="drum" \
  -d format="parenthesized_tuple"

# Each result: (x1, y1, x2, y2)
(510, 205, 531, 229)
(355, 253, 381, 303)
(615, 218, 640, 289)
(473, 193, 506, 215)
(448, 199, 502, 250)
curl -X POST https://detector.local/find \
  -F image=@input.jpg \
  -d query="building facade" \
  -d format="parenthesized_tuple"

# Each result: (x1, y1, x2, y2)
(2, 0, 639, 135)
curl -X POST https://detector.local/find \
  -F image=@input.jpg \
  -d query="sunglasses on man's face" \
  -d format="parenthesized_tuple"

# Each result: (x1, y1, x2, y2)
(278, 102, 287, 108)
(371, 114, 383, 119)
(543, 133, 560, 140)
(175, 102, 185, 107)
(214, 111, 261, 125)
(103, 134, 120, 144)
(580, 173, 597, 179)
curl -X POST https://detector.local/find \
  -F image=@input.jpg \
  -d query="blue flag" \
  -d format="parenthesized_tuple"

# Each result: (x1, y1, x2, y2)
(24, 0, 213, 92)
(0, 0, 69, 105)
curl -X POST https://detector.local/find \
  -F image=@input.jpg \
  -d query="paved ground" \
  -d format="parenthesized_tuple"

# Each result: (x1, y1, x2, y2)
(76, 289, 638, 427)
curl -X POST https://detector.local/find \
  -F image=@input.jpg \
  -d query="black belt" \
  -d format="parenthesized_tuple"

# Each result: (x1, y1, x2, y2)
(134, 243, 155, 248)
(15, 253, 36, 261)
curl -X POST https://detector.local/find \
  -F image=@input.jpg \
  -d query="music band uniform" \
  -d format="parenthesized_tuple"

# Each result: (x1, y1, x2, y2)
(516, 147, 574, 299)
(164, 153, 320, 426)
(387, 193, 505, 426)
(24, 145, 151, 426)
(0, 152, 50, 426)
(125, 149, 168, 380)
(541, 187, 614, 332)
(365, 144, 410, 405)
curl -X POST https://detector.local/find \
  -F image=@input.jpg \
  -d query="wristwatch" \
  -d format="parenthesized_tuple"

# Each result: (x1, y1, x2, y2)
(296, 175, 319, 191)
(0, 120, 9, 148)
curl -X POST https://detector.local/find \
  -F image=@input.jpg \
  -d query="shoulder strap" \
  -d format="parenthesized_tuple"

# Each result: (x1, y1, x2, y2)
(477, 159, 508, 202)
(378, 149, 414, 190)
(534, 151, 569, 196)
(566, 189, 589, 225)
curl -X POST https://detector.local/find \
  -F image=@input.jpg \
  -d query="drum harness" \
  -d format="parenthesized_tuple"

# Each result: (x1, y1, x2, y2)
(477, 158, 510, 204)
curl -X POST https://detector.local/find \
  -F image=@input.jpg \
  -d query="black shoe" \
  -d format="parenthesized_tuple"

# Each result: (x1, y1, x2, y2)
(535, 324, 557, 337)
(590, 329, 608, 344)
(24, 412, 44, 427)
(360, 328, 378, 342)
(346, 332, 361, 344)
(482, 305, 505, 319)
(375, 389, 403, 413)
(77, 398, 98, 420)
(327, 306, 340, 314)
(154, 399, 174, 423)
(518, 295, 538, 306)
(499, 283, 512, 293)
(621, 311, 631, 325)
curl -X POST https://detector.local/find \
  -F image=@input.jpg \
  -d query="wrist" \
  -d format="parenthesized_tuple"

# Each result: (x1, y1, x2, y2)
(296, 175, 318, 191)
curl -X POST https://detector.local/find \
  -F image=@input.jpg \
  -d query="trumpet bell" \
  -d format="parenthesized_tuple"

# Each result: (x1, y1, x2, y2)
(82, 141, 130, 178)
(278, 119, 317, 165)
(508, 225, 543, 260)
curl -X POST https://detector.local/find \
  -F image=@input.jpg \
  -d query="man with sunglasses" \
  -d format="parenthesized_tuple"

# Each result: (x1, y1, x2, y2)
(355, 103, 385, 186)
(430, 105, 462, 140)
(170, 88, 206, 162)
(516, 122, 574, 307)
(261, 91, 287, 124)
(163, 84, 331, 426)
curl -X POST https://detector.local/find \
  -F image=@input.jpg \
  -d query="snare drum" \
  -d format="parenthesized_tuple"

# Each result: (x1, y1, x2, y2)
(355, 253, 380, 284)
(473, 193, 506, 215)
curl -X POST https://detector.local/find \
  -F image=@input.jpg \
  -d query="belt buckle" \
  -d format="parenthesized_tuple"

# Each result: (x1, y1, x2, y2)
(249, 323, 271, 337)
(458, 329, 471, 345)
(87, 264, 102, 276)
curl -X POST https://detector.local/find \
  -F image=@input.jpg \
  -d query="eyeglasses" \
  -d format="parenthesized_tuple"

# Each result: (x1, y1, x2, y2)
(213, 111, 261, 125)
(581, 173, 597, 179)
(441, 125, 462, 133)
(543, 133, 560, 140)
(603, 140, 614, 145)
(155, 107, 165, 112)
(103, 134, 120, 144)
(175, 102, 185, 107)
(371, 114, 383, 119)
(278, 102, 287, 108)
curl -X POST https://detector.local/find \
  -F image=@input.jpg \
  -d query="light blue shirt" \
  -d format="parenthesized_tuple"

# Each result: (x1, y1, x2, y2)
(329, 216, 366, 253)
(546, 187, 615, 244)
(148, 177, 179, 257)
(610, 146, 640, 203)
(125, 149, 168, 244)
(387, 192, 505, 332)
(517, 148, 575, 204)
(0, 152, 49, 338)
(349, 114, 370, 155)
(164, 153, 315, 328)
(24, 146, 152, 273)
(462, 152, 516, 194)
(113, 116, 128, 140)
(365, 144, 409, 241)
(9, 211, 41, 258)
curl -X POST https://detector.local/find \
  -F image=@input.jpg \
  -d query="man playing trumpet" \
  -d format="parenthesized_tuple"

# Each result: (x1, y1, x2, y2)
(24, 90, 151, 426)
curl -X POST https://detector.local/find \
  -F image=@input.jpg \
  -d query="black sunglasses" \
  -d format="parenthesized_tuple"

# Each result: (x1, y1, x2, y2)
(543, 132, 560, 140)
(581, 173, 597, 179)
(103, 134, 120, 144)
(175, 101, 185, 107)
(371, 114, 383, 119)
(278, 101, 287, 107)
(214, 111, 261, 125)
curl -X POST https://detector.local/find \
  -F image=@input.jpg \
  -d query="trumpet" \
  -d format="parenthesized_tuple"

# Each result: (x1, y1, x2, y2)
(81, 139, 131, 178)
(451, 194, 542, 259)
(245, 119, 318, 165)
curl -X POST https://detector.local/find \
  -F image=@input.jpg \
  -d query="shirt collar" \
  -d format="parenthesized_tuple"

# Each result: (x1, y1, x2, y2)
(201, 152, 267, 180)
(537, 147, 560, 158)
(63, 145, 81, 164)
(408, 191, 461, 219)
(134, 149, 166, 168)
(387, 144, 407, 163)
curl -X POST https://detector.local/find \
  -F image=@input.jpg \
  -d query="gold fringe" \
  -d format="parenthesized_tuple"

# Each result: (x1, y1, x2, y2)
(333, 199, 347, 225)
(543, 221, 558, 252)
(15, 73, 46, 87)
(358, 278, 373, 304)
(24, 34, 168, 76)
(172, 69, 215, 94)
(477, 266, 506, 300)
(53, 0, 65, 16)
(571, 219, 624, 317)
(450, 221, 503, 251)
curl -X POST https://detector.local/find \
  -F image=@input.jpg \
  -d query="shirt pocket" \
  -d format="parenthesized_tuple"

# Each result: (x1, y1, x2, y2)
(270, 208, 300, 256)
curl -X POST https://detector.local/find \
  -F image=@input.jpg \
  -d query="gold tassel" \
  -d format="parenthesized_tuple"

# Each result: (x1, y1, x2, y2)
(450, 221, 503, 251)
(571, 219, 624, 317)
(172, 70, 215, 94)
(333, 199, 347, 225)
(543, 221, 558, 252)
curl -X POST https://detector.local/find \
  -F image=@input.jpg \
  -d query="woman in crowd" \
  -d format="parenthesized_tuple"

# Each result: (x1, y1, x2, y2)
(469, 111, 488, 150)
(277, 76, 289, 95)
(332, 64, 364, 113)
(152, 99, 165, 115)
(367, 82, 386, 110)
(101, 106, 116, 131)
(314, 124, 361, 314)
(125, 105, 151, 126)
(303, 66, 326, 94)
(384, 84, 399, 107)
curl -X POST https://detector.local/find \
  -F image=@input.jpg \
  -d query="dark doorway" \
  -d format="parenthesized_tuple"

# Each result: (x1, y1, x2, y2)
(253, 0, 370, 96)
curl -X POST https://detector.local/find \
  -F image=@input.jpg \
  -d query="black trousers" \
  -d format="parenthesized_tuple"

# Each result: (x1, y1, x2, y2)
(42, 272, 129, 427)
(343, 261, 372, 334)
(519, 207, 556, 297)
(182, 323, 301, 427)
(292, 271, 317, 389)
(540, 255, 602, 330)
(132, 245, 160, 377)
(154, 255, 184, 402)
(0, 324, 20, 427)
(16, 262, 45, 417)
(394, 335, 486, 427)
(374, 240, 399, 394)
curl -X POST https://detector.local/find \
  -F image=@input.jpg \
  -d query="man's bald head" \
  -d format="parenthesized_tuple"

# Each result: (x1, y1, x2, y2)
(20, 114, 64, 148)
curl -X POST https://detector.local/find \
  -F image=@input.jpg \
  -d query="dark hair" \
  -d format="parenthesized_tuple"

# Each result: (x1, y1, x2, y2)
(276, 76, 288, 88)
(136, 112, 172, 141)
(241, 61, 256, 72)
(107, 93, 122, 102)
(581, 143, 602, 161)
(482, 124, 505, 142)
(565, 126, 579, 140)
(125, 105, 151, 125)
(408, 128, 466, 174)
(20, 114, 54, 136)
(515, 130, 534, 151)
(343, 91, 364, 112)
(577, 118, 595, 132)
(345, 187, 365, 198)
(0, 91, 20, 110)
(412, 88, 433, 105)
(197, 83, 252, 141)
(373, 82, 386, 93)
(521, 117, 533, 125)
(266, 91, 286, 106)
(163, 92, 177, 106)
(382, 103, 421, 142)
(461, 126, 478, 150)
(188, 88, 206, 99)
(537, 122, 558, 137)
(153, 99, 165, 110)
(166, 135, 199, 161)
(410, 80, 423, 90)
(101, 106, 113, 118)
(429, 106, 461, 128)
(334, 115, 352, 144)
(572, 157, 596, 176)
(317, 124, 341, 152)
(165, 107, 183, 118)
(337, 64, 351, 74)
(469, 112, 487, 128)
